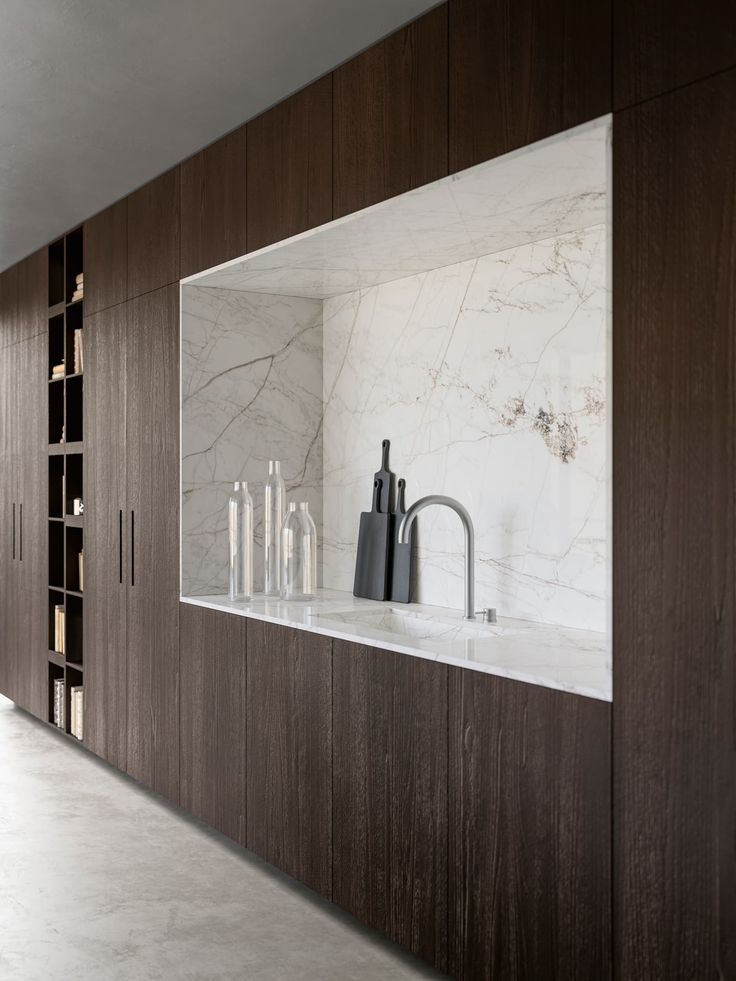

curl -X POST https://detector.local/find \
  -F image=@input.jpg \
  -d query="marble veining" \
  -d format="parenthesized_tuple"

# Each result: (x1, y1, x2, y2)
(322, 225, 608, 631)
(181, 286, 324, 595)
(182, 591, 611, 701)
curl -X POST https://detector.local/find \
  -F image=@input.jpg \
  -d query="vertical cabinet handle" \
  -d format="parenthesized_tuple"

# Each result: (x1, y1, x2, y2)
(130, 510, 135, 587)
(119, 509, 123, 584)
(18, 503, 22, 561)
(11, 502, 15, 560)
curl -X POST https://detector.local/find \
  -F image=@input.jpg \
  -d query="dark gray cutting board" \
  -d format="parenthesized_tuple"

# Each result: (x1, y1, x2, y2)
(389, 478, 413, 603)
(353, 478, 390, 600)
(374, 439, 395, 515)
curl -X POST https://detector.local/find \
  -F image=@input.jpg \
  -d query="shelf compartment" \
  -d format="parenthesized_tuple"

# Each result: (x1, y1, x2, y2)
(65, 374, 83, 443)
(65, 526, 83, 593)
(48, 457, 64, 518)
(48, 378, 64, 444)
(48, 238, 65, 308)
(49, 521, 64, 589)
(48, 313, 65, 379)
(64, 594, 83, 666)
(65, 227, 83, 305)
(64, 453, 83, 516)
(48, 589, 65, 655)
(48, 662, 65, 727)
(65, 303, 84, 375)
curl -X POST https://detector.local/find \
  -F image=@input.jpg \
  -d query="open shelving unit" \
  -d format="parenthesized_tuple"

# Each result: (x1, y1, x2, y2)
(47, 227, 85, 739)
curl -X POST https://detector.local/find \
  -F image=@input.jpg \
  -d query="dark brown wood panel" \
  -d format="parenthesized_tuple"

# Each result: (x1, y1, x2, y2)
(246, 620, 332, 898)
(84, 303, 128, 769)
(180, 127, 247, 278)
(333, 642, 448, 972)
(449, 0, 611, 172)
(84, 200, 128, 315)
(333, 6, 448, 218)
(614, 1, 736, 110)
(449, 670, 611, 980)
(613, 71, 736, 980)
(0, 340, 20, 703)
(16, 249, 47, 344)
(0, 264, 18, 349)
(125, 286, 180, 802)
(246, 78, 332, 251)
(180, 604, 247, 846)
(127, 168, 180, 299)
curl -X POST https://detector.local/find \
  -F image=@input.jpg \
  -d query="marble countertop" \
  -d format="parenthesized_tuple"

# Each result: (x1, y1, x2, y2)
(181, 589, 611, 702)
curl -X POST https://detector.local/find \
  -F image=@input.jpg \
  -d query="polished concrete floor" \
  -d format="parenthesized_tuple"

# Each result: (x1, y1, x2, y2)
(0, 696, 445, 981)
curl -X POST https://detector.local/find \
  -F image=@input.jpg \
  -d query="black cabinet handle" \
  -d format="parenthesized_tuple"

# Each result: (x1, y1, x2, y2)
(18, 503, 22, 561)
(119, 509, 123, 584)
(11, 502, 15, 560)
(130, 510, 135, 587)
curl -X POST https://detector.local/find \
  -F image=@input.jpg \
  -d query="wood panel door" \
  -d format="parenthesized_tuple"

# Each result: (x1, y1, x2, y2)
(125, 286, 180, 802)
(449, 0, 611, 172)
(333, 6, 448, 218)
(333, 642, 448, 973)
(180, 127, 247, 277)
(179, 604, 247, 845)
(246, 78, 332, 251)
(84, 200, 128, 315)
(0, 340, 19, 702)
(613, 69, 736, 981)
(246, 620, 332, 898)
(127, 168, 180, 299)
(0, 264, 18, 349)
(614, 0, 736, 110)
(84, 303, 128, 768)
(449, 670, 611, 980)
(16, 249, 46, 344)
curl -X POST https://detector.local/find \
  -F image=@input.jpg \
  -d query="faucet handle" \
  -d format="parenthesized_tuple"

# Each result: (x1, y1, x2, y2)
(477, 608, 497, 623)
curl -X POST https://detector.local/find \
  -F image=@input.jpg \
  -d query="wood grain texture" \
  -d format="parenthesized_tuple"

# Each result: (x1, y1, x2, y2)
(0, 340, 19, 704)
(84, 303, 128, 769)
(449, 670, 611, 980)
(127, 168, 180, 299)
(333, 5, 448, 218)
(0, 264, 18, 349)
(180, 126, 247, 278)
(449, 0, 611, 172)
(246, 77, 332, 251)
(84, 200, 128, 315)
(179, 604, 247, 846)
(16, 249, 47, 344)
(125, 286, 180, 802)
(614, 0, 736, 110)
(246, 619, 332, 898)
(332, 642, 448, 972)
(613, 71, 736, 980)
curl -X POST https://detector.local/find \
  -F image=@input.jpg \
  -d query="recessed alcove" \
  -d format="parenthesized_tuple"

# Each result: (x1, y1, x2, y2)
(181, 116, 611, 635)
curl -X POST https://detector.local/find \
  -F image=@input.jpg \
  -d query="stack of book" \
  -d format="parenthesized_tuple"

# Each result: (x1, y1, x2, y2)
(70, 687, 84, 740)
(71, 273, 84, 302)
(73, 328, 84, 373)
(53, 678, 65, 729)
(54, 604, 65, 654)
(51, 361, 65, 381)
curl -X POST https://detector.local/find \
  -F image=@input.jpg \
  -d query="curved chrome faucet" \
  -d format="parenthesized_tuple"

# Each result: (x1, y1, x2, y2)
(398, 495, 476, 620)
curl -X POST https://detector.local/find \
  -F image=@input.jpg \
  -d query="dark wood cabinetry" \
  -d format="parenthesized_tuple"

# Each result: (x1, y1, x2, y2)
(613, 69, 736, 981)
(84, 201, 127, 315)
(246, 78, 332, 251)
(180, 127, 247, 278)
(0, 264, 18, 349)
(180, 604, 247, 845)
(333, 6, 448, 217)
(449, 670, 611, 981)
(449, 0, 611, 172)
(127, 168, 180, 299)
(246, 620, 332, 898)
(333, 642, 448, 973)
(614, 1, 736, 110)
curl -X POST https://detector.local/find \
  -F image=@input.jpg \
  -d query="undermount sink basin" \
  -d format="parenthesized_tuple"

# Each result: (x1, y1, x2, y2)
(311, 607, 516, 644)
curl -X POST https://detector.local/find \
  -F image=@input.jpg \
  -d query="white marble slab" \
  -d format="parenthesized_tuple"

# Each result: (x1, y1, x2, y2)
(181, 589, 611, 701)
(322, 224, 608, 631)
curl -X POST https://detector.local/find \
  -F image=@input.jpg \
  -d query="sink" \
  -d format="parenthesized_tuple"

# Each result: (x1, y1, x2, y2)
(310, 607, 517, 644)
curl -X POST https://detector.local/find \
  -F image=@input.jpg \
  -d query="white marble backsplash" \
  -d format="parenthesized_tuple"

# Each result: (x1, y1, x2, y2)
(181, 286, 323, 595)
(322, 225, 608, 631)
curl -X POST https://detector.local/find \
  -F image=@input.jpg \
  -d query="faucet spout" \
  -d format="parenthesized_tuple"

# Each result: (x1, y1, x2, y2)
(398, 495, 476, 620)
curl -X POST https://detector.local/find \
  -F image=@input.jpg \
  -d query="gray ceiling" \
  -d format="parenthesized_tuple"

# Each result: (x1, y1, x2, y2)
(0, 0, 439, 272)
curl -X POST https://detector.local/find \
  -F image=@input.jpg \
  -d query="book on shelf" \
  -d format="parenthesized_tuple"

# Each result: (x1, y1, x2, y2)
(51, 361, 64, 380)
(54, 605, 65, 655)
(70, 687, 83, 740)
(53, 678, 65, 730)
(78, 550, 84, 592)
(75, 273, 83, 286)
(73, 328, 84, 374)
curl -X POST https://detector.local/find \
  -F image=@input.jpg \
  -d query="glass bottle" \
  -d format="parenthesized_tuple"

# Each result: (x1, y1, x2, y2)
(280, 502, 317, 601)
(227, 481, 253, 601)
(264, 460, 286, 596)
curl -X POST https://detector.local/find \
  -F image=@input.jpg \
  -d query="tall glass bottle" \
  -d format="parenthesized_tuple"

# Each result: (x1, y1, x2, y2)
(228, 481, 253, 601)
(280, 502, 317, 601)
(264, 460, 285, 596)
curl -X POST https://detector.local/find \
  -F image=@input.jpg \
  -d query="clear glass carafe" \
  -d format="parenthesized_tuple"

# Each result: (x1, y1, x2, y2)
(280, 502, 317, 601)
(228, 481, 253, 600)
(264, 460, 285, 596)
